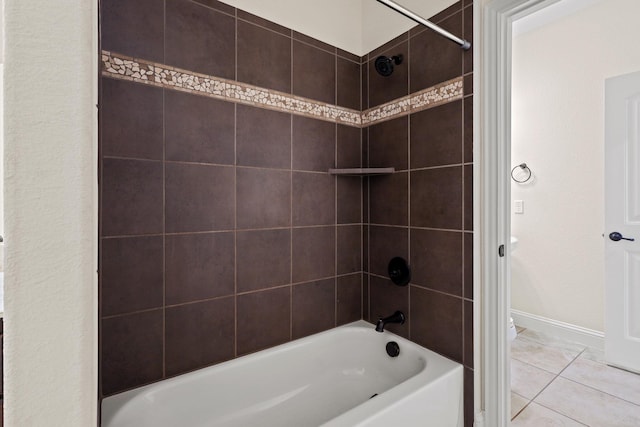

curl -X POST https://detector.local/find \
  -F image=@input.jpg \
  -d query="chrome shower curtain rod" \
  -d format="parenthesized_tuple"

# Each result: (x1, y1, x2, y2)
(376, 0, 471, 50)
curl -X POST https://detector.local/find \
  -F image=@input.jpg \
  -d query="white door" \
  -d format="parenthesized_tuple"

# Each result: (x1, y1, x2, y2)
(605, 70, 640, 373)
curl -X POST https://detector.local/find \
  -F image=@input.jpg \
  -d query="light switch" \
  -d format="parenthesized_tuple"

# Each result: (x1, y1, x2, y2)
(514, 200, 524, 214)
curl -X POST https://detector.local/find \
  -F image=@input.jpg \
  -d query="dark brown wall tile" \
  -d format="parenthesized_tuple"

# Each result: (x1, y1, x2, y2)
(292, 116, 335, 172)
(165, 297, 235, 376)
(362, 225, 369, 272)
(369, 275, 408, 337)
(337, 273, 362, 325)
(362, 175, 369, 223)
(102, 158, 163, 236)
(368, 116, 408, 170)
(410, 229, 463, 296)
(337, 125, 361, 169)
(165, 91, 235, 165)
(464, 367, 474, 427)
(237, 105, 291, 169)
(369, 226, 408, 277)
(236, 229, 291, 292)
(362, 273, 370, 320)
(410, 12, 463, 93)
(292, 226, 335, 283)
(410, 166, 462, 229)
(292, 173, 335, 226)
(337, 177, 362, 224)
(337, 49, 360, 63)
(464, 73, 473, 96)
(237, 20, 291, 93)
(100, 0, 474, 397)
(101, 236, 163, 316)
(165, 163, 235, 232)
(192, 0, 235, 15)
(101, 78, 163, 160)
(293, 41, 336, 104)
(464, 165, 473, 231)
(368, 41, 409, 107)
(362, 128, 369, 168)
(237, 287, 290, 355)
(410, 101, 463, 169)
(337, 225, 361, 275)
(463, 5, 473, 75)
(464, 232, 473, 299)
(410, 286, 462, 362)
(236, 168, 291, 229)
(292, 278, 335, 339)
(362, 60, 369, 109)
(369, 172, 408, 226)
(165, 0, 236, 79)
(101, 310, 163, 395)
(100, 0, 164, 63)
(337, 57, 361, 110)
(165, 232, 235, 304)
(464, 299, 473, 368)
(464, 96, 473, 163)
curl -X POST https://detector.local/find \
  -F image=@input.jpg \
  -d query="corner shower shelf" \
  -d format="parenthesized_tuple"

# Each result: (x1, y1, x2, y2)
(328, 168, 395, 176)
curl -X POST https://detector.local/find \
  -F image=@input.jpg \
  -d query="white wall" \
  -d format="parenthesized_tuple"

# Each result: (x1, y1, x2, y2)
(4, 0, 98, 425)
(219, 0, 457, 55)
(510, 0, 640, 332)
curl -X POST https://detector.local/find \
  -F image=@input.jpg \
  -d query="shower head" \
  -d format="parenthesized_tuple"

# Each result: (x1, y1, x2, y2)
(374, 54, 403, 77)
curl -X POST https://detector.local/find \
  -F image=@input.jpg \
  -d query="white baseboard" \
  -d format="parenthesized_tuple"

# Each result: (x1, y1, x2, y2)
(511, 309, 604, 350)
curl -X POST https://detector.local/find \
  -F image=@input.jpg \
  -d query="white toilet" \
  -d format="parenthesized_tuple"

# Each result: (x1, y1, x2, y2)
(508, 237, 518, 341)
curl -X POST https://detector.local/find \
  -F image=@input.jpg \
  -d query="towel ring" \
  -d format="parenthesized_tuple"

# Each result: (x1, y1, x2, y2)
(511, 163, 532, 183)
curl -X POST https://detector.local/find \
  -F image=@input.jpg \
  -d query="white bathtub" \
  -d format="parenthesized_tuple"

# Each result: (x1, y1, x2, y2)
(102, 320, 463, 427)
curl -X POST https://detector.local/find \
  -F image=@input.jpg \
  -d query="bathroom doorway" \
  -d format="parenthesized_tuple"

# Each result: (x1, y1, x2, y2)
(508, 0, 640, 423)
(509, 0, 609, 348)
(480, 0, 640, 425)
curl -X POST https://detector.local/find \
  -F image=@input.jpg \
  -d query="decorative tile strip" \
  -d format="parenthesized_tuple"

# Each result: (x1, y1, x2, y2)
(101, 51, 463, 128)
(361, 78, 464, 125)
(101, 51, 361, 127)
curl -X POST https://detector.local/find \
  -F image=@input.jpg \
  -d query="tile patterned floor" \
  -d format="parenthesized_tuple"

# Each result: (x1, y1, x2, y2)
(510, 326, 640, 426)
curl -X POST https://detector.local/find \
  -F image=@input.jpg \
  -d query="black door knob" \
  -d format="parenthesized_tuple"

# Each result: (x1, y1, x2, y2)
(609, 232, 635, 242)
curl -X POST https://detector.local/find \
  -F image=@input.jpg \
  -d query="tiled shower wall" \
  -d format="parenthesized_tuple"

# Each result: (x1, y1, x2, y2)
(99, 0, 364, 396)
(362, 1, 474, 426)
(99, 0, 474, 424)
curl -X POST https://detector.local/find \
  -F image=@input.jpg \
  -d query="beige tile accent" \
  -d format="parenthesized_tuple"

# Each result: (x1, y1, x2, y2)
(561, 352, 640, 405)
(512, 402, 586, 426)
(101, 50, 463, 129)
(511, 335, 582, 374)
(361, 78, 463, 125)
(511, 359, 556, 399)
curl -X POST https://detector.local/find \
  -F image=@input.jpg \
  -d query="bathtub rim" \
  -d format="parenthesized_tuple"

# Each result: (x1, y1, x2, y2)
(102, 320, 463, 427)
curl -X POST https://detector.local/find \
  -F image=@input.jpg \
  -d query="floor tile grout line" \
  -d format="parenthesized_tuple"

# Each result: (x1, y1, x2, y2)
(556, 373, 640, 409)
(510, 342, 585, 415)
(511, 345, 619, 426)
(510, 390, 532, 421)
(514, 400, 590, 426)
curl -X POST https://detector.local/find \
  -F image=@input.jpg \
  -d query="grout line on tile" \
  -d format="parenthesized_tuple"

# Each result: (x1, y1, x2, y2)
(558, 372, 640, 409)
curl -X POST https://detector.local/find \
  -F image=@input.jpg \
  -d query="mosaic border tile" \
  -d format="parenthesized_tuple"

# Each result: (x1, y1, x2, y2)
(101, 51, 463, 128)
(361, 78, 464, 125)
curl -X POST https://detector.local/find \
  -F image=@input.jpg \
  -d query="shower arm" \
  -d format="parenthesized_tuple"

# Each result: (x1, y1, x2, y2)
(375, 0, 471, 50)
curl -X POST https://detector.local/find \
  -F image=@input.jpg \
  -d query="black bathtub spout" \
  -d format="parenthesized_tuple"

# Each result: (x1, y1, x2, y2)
(375, 311, 405, 332)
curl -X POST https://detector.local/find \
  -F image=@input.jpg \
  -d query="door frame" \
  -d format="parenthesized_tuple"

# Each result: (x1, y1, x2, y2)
(478, 0, 560, 425)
